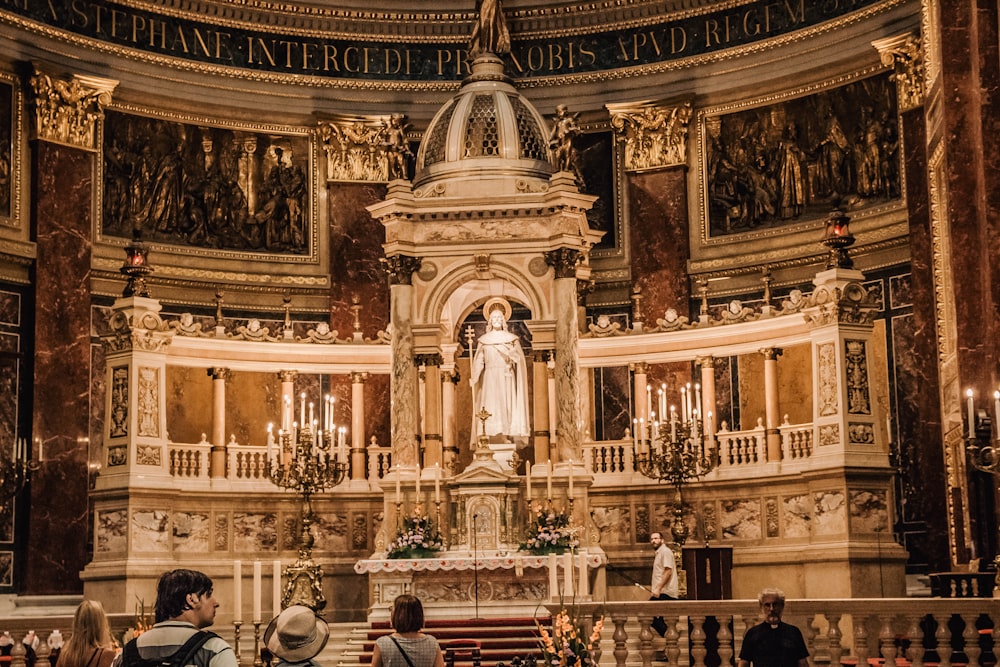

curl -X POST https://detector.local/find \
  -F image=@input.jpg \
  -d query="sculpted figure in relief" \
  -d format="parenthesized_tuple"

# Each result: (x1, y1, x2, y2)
(470, 297, 530, 442)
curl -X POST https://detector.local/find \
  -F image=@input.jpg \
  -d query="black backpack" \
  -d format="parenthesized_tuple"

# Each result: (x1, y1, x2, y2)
(122, 631, 218, 667)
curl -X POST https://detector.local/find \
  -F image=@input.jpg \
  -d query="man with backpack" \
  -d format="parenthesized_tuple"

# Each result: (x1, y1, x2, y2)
(120, 569, 237, 667)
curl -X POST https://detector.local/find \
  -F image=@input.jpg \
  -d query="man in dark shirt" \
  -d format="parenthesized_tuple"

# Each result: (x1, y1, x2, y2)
(738, 588, 809, 667)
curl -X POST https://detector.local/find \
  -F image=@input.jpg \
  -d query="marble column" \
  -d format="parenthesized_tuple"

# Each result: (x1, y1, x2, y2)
(697, 357, 716, 448)
(25, 68, 115, 595)
(440, 343, 459, 475)
(350, 371, 367, 486)
(418, 353, 443, 469)
(384, 255, 421, 468)
(546, 248, 583, 463)
(209, 367, 230, 477)
(760, 348, 782, 461)
(530, 351, 551, 470)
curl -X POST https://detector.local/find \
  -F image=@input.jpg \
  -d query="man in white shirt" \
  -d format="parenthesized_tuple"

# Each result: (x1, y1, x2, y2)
(649, 532, 678, 637)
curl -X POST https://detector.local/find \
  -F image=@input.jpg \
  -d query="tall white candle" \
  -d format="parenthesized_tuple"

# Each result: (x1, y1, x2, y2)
(680, 386, 688, 423)
(548, 553, 558, 600)
(435, 463, 441, 504)
(546, 460, 553, 499)
(646, 385, 653, 426)
(252, 560, 262, 623)
(233, 560, 242, 623)
(563, 552, 574, 598)
(309, 402, 314, 428)
(659, 384, 667, 421)
(300, 393, 306, 429)
(567, 463, 574, 499)
(695, 382, 702, 414)
(632, 419, 639, 450)
(525, 464, 531, 501)
(395, 468, 401, 503)
(415, 465, 421, 498)
(272, 560, 282, 618)
(967, 388, 975, 438)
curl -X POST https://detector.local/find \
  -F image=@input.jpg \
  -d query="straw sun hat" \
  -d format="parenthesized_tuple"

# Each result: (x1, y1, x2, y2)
(264, 605, 330, 663)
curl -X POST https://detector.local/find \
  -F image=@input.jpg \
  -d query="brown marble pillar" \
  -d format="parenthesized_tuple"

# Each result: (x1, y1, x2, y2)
(26, 141, 92, 595)
(628, 168, 690, 318)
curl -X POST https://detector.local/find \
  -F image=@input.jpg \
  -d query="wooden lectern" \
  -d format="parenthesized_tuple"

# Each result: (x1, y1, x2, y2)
(682, 546, 733, 599)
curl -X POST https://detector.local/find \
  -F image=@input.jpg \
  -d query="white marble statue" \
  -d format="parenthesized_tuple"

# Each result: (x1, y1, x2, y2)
(470, 297, 530, 441)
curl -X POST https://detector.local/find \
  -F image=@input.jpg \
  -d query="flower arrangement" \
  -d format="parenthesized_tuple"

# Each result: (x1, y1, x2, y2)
(387, 511, 442, 559)
(537, 608, 604, 667)
(520, 507, 579, 555)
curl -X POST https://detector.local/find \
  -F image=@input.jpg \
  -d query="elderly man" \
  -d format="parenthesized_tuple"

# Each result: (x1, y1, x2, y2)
(738, 588, 809, 667)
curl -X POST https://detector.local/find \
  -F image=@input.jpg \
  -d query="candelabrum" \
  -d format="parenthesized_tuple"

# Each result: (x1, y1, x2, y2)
(0, 439, 37, 509)
(634, 412, 715, 547)
(266, 421, 347, 612)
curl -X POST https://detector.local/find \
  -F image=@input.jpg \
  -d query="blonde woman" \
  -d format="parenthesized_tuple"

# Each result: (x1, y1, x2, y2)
(56, 600, 118, 667)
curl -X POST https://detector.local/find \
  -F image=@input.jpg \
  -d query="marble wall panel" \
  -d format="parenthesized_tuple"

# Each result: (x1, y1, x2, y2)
(0, 552, 11, 586)
(628, 169, 690, 322)
(0, 291, 18, 325)
(594, 365, 630, 441)
(131, 510, 169, 551)
(215, 514, 229, 551)
(282, 516, 298, 551)
(327, 183, 389, 337)
(97, 509, 128, 553)
(228, 369, 280, 446)
(312, 512, 349, 552)
(737, 353, 764, 430)
(0, 502, 12, 542)
(27, 142, 92, 594)
(720, 499, 762, 540)
(848, 489, 888, 533)
(590, 505, 632, 545)
(173, 511, 211, 552)
(782, 494, 811, 538)
(166, 366, 212, 445)
(812, 490, 847, 535)
(233, 512, 279, 552)
(712, 357, 735, 431)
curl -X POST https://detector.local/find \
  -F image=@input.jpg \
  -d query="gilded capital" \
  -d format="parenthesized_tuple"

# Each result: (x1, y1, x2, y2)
(630, 361, 649, 374)
(760, 347, 783, 360)
(415, 353, 443, 367)
(381, 254, 422, 285)
(208, 367, 231, 381)
(608, 101, 693, 171)
(351, 371, 369, 384)
(871, 32, 925, 112)
(278, 370, 298, 383)
(29, 67, 117, 150)
(319, 115, 410, 182)
(696, 356, 715, 369)
(544, 247, 582, 279)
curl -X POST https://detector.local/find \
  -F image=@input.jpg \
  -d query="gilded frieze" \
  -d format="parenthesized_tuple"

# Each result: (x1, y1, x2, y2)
(99, 106, 318, 262)
(137, 366, 160, 438)
(817, 342, 837, 417)
(845, 339, 871, 415)
(109, 366, 129, 439)
(0, 72, 22, 230)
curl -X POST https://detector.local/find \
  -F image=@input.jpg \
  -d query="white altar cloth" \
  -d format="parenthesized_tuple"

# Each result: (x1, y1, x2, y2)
(354, 551, 606, 574)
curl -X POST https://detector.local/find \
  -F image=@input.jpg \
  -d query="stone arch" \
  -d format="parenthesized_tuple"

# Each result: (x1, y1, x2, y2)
(419, 259, 550, 344)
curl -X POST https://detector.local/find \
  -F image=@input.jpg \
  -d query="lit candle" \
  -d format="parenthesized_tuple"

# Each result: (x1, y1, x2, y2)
(707, 411, 714, 440)
(546, 460, 552, 499)
(308, 402, 314, 428)
(233, 560, 242, 624)
(967, 388, 975, 439)
(266, 424, 274, 462)
(646, 385, 653, 426)
(415, 465, 421, 498)
(670, 406, 677, 440)
(525, 464, 531, 501)
(632, 419, 639, 450)
(568, 463, 574, 500)
(252, 560, 262, 624)
(300, 393, 306, 429)
(659, 383, 667, 421)
(994, 391, 1000, 436)
(680, 386, 688, 423)
(435, 463, 442, 504)
(272, 560, 282, 619)
(395, 467, 401, 503)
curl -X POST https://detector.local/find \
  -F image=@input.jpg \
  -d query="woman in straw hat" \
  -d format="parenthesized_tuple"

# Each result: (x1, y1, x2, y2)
(264, 606, 329, 667)
(371, 595, 444, 667)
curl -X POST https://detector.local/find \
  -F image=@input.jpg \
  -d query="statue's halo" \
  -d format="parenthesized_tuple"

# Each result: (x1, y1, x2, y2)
(482, 296, 512, 321)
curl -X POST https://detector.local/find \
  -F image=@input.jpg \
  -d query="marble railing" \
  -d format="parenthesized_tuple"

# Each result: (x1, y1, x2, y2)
(550, 598, 998, 667)
(0, 598, 995, 667)
(167, 424, 815, 486)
